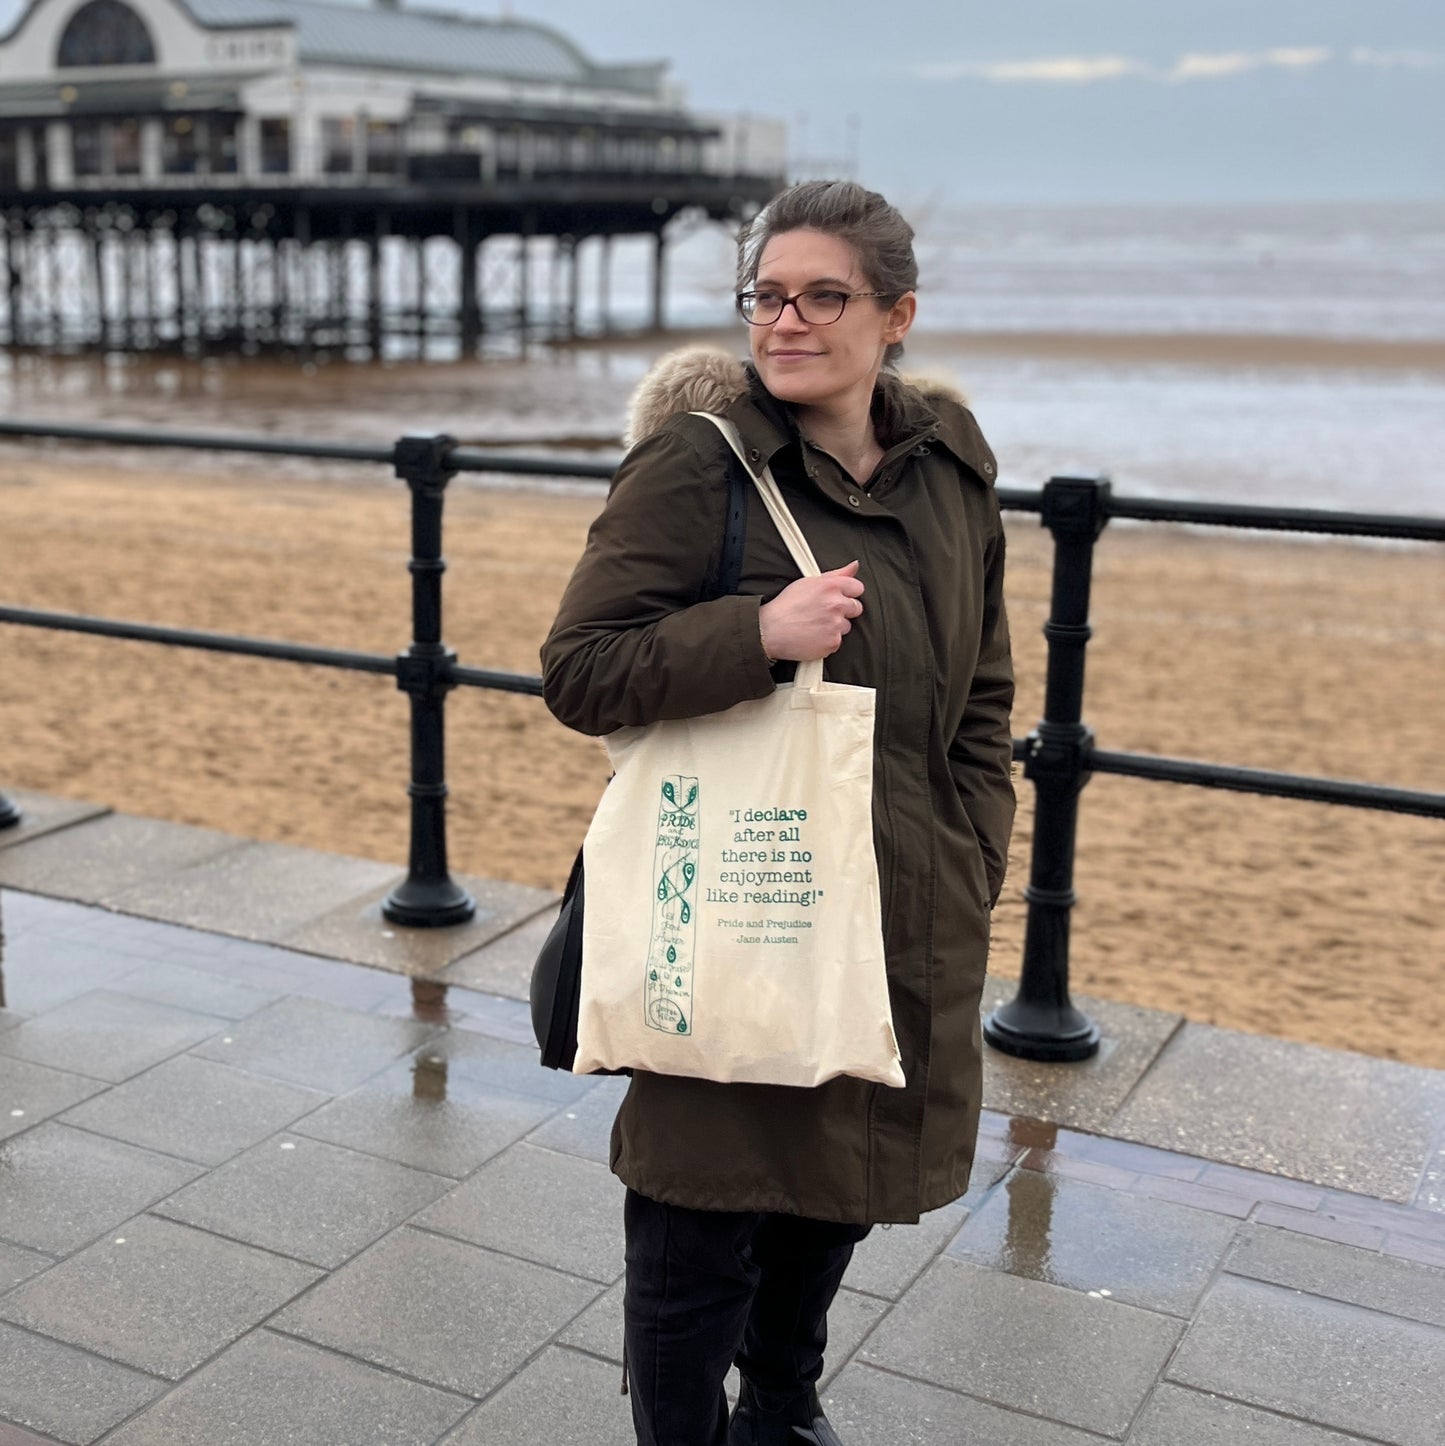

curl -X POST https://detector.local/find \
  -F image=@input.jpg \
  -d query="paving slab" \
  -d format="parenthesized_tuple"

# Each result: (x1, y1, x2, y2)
(289, 1056, 556, 1177)
(273, 1225, 599, 1398)
(0, 1213, 320, 1379)
(523, 1074, 630, 1164)
(0, 888, 102, 938)
(102, 1329, 472, 1446)
(981, 975, 1184, 1131)
(411, 1027, 594, 1106)
(1129, 1384, 1375, 1445)
(106, 959, 284, 1020)
(0, 1122, 202, 1256)
(0, 1419, 56, 1445)
(845, 1199, 972, 1301)
(1167, 1275, 1445, 1445)
(0, 1054, 107, 1142)
(446, 991, 540, 1046)
(825, 1361, 1107, 1446)
(0, 1320, 164, 1446)
(946, 1168, 1239, 1317)
(104, 839, 400, 942)
(0, 1008, 25, 1036)
(0, 1239, 53, 1294)
(440, 1346, 634, 1445)
(0, 934, 150, 1016)
(59, 1054, 329, 1167)
(435, 906, 559, 997)
(0, 813, 243, 904)
(153, 1132, 453, 1269)
(282, 874, 556, 974)
(0, 792, 108, 855)
(843, 1145, 1015, 1302)
(190, 994, 437, 1093)
(1224, 1222, 1445, 1329)
(1109, 1023, 1445, 1201)
(862, 1256, 1183, 1438)
(444, 1346, 643, 1445)
(416, 1141, 625, 1283)
(0, 990, 225, 1083)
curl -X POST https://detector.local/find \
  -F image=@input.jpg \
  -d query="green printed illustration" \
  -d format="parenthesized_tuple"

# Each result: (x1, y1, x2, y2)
(645, 774, 700, 1035)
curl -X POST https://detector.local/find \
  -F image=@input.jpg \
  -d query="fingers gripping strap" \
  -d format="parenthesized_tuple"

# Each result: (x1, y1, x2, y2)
(690, 413, 821, 579)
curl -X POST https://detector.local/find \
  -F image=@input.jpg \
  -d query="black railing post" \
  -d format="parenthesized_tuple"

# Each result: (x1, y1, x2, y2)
(0, 791, 20, 830)
(382, 434, 476, 928)
(984, 474, 1110, 1061)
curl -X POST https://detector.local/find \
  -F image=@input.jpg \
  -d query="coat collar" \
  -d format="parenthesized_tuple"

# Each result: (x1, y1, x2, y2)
(625, 345, 995, 485)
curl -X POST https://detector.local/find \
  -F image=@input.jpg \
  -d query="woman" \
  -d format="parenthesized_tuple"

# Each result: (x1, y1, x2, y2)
(542, 180, 1015, 1446)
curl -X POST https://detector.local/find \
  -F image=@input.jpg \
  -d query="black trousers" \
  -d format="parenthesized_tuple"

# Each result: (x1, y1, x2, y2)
(623, 1188, 871, 1446)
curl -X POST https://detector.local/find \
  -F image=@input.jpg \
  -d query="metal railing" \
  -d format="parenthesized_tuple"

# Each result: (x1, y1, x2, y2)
(1, 418, 1441, 1061)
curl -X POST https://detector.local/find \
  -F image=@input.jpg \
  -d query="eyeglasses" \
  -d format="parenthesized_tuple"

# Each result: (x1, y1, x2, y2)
(736, 288, 894, 326)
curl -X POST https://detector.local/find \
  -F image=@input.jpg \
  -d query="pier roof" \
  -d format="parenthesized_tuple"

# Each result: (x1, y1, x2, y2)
(186, 0, 660, 88)
(2, 0, 667, 92)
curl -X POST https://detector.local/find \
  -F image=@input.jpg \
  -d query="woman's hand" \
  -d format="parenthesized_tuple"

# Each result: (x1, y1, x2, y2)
(759, 561, 865, 662)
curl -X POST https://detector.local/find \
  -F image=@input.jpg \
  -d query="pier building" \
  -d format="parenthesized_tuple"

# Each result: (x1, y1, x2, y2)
(0, 0, 785, 353)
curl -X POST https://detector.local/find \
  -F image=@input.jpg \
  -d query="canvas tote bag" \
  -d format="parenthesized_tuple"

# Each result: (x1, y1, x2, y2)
(573, 414, 904, 1089)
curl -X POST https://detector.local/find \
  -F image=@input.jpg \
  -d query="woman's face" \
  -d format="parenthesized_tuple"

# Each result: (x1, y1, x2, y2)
(746, 228, 914, 416)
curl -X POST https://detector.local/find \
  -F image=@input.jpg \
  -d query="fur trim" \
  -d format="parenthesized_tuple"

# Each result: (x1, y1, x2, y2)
(624, 345, 970, 447)
(625, 346, 749, 447)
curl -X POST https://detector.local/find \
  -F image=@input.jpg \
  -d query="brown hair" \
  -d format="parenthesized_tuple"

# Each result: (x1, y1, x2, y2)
(736, 180, 918, 367)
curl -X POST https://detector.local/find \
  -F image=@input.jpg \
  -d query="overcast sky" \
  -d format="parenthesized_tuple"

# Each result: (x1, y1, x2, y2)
(3, 0, 1440, 205)
(516, 0, 1443, 206)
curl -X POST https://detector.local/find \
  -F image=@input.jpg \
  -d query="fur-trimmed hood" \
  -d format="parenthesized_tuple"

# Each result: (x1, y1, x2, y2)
(625, 344, 976, 455)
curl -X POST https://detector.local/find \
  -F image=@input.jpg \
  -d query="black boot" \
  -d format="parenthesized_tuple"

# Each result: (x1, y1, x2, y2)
(728, 1380, 845, 1446)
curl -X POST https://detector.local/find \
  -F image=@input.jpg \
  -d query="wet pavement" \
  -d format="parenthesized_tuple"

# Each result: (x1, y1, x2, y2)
(1, 806, 1443, 1444)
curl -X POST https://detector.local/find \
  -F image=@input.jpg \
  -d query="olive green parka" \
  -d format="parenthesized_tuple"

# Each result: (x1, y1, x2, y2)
(541, 346, 1015, 1224)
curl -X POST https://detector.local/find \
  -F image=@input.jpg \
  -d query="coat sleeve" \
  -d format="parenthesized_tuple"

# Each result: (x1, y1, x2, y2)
(947, 491, 1017, 905)
(541, 424, 777, 736)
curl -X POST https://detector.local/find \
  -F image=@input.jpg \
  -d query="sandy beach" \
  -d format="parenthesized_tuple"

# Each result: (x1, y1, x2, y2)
(1, 386, 1441, 1066)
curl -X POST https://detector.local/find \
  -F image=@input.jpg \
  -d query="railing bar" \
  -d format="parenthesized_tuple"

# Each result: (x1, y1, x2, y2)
(0, 417, 1438, 541)
(450, 665, 545, 696)
(1106, 496, 1444, 542)
(450, 450, 616, 480)
(1091, 748, 1445, 818)
(0, 607, 395, 675)
(0, 420, 393, 464)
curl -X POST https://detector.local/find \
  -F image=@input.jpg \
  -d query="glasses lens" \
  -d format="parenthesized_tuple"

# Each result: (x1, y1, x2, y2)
(796, 290, 848, 324)
(740, 291, 783, 324)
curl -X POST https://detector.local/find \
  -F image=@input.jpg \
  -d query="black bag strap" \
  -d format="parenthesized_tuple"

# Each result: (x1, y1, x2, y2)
(715, 449, 750, 599)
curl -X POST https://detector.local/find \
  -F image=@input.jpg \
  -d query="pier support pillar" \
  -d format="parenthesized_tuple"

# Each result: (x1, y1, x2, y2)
(456, 207, 480, 357)
(650, 228, 666, 332)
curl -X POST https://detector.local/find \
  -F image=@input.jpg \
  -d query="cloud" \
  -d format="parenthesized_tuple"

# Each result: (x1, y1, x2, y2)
(916, 46, 1336, 87)
(1169, 51, 1261, 81)
(914, 55, 1144, 85)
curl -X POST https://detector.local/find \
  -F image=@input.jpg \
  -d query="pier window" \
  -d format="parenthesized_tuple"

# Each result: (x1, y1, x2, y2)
(163, 115, 199, 174)
(112, 118, 141, 175)
(57, 0, 156, 67)
(0, 130, 16, 188)
(364, 120, 401, 177)
(259, 118, 290, 174)
(207, 116, 239, 174)
(322, 117, 355, 175)
(71, 119, 105, 177)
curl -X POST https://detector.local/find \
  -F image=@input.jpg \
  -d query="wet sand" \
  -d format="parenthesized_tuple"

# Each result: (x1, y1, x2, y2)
(1, 441, 1441, 1067)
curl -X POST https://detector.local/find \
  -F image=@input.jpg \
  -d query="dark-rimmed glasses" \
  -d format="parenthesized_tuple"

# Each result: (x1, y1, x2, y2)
(736, 288, 894, 326)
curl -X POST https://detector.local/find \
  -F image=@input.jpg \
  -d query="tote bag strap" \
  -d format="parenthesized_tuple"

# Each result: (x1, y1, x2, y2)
(691, 411, 828, 691)
(690, 412, 821, 581)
